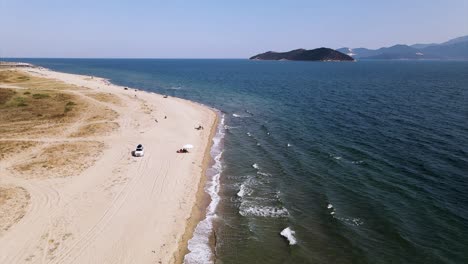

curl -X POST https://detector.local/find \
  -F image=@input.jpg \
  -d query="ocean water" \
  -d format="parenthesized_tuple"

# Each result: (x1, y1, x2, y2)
(6, 58, 468, 263)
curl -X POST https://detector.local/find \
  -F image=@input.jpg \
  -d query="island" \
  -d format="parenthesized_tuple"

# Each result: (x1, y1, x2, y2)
(249, 47, 355, 61)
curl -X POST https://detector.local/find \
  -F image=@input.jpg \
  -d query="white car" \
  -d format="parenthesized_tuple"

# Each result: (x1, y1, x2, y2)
(134, 144, 144, 157)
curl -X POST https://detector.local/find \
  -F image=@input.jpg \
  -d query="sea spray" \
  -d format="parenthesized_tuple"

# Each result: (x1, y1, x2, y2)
(184, 114, 225, 264)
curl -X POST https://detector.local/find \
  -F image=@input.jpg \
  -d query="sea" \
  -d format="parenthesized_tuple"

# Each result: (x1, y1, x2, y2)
(5, 58, 468, 264)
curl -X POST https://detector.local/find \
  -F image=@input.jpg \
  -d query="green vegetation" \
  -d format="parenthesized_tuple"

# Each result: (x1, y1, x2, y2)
(14, 97, 27, 107)
(64, 101, 76, 113)
(0, 89, 16, 105)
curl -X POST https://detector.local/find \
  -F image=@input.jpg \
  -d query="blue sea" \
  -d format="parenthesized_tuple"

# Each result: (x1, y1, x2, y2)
(6, 58, 468, 263)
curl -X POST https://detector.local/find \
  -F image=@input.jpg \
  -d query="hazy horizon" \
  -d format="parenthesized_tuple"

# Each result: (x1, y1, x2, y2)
(1, 0, 467, 58)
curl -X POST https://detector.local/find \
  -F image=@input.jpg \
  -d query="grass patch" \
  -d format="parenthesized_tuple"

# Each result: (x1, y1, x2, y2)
(23, 91, 31, 95)
(0, 141, 40, 160)
(70, 122, 119, 137)
(85, 92, 123, 106)
(0, 89, 16, 105)
(64, 101, 76, 113)
(14, 96, 27, 107)
(32, 93, 50, 99)
(13, 141, 104, 179)
(0, 70, 32, 83)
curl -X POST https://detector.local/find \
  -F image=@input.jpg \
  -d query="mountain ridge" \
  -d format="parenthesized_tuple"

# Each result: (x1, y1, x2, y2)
(337, 35, 468, 60)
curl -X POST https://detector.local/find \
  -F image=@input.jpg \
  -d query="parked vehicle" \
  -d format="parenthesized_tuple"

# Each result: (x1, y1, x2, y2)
(134, 144, 144, 157)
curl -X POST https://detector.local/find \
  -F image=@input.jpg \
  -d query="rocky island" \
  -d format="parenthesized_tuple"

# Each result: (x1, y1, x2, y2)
(249, 47, 355, 61)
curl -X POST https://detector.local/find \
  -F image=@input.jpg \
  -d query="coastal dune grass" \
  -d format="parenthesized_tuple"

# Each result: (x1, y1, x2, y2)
(85, 92, 124, 106)
(0, 69, 122, 238)
(0, 87, 85, 138)
(0, 69, 119, 177)
(13, 141, 104, 179)
(0, 186, 30, 235)
(0, 70, 31, 83)
(0, 69, 104, 139)
(0, 141, 41, 161)
(0, 69, 86, 91)
(70, 122, 120, 138)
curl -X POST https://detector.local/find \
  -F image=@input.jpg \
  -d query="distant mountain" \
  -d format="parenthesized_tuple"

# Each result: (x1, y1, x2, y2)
(339, 35, 468, 60)
(336, 47, 379, 58)
(411, 43, 437, 49)
(421, 41, 468, 59)
(250, 48, 354, 61)
(440, 35, 468, 46)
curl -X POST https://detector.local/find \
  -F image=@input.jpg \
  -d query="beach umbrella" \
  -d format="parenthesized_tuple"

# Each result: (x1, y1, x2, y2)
(183, 144, 194, 149)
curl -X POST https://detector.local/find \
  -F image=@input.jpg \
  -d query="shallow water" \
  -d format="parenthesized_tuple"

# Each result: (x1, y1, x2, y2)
(7, 58, 468, 263)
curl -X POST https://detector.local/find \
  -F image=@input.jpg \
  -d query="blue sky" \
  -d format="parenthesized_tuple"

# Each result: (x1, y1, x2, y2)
(1, 0, 467, 58)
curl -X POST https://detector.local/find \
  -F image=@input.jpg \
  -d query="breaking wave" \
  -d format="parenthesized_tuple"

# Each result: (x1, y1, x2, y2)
(184, 113, 225, 264)
(280, 227, 297, 245)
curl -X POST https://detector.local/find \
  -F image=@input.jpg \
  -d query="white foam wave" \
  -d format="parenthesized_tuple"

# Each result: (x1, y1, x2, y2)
(223, 125, 238, 130)
(257, 171, 271, 177)
(252, 163, 271, 176)
(184, 113, 225, 264)
(239, 205, 289, 218)
(280, 227, 297, 245)
(232, 113, 250, 118)
(337, 217, 364, 226)
(327, 203, 333, 209)
(237, 184, 252, 197)
(247, 132, 252, 137)
(287, 143, 292, 147)
(237, 177, 256, 198)
(329, 154, 342, 160)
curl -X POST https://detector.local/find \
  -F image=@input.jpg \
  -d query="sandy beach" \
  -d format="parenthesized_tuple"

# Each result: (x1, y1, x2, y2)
(0, 65, 217, 263)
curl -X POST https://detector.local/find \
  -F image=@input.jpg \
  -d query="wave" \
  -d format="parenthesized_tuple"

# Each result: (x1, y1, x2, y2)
(252, 163, 271, 176)
(165, 86, 183, 90)
(184, 113, 225, 264)
(236, 176, 257, 198)
(257, 171, 271, 177)
(239, 205, 289, 217)
(223, 125, 238, 130)
(251, 163, 272, 177)
(237, 183, 252, 198)
(336, 217, 364, 226)
(329, 154, 365, 164)
(232, 113, 251, 118)
(280, 227, 297, 245)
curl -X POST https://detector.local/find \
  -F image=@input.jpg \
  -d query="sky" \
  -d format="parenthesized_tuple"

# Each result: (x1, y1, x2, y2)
(1, 0, 467, 58)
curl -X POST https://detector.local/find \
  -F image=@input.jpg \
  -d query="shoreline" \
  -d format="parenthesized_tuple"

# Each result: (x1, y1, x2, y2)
(0, 63, 218, 263)
(174, 113, 219, 264)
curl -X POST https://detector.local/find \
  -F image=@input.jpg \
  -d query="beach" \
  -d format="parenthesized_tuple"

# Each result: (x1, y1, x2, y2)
(0, 65, 217, 263)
